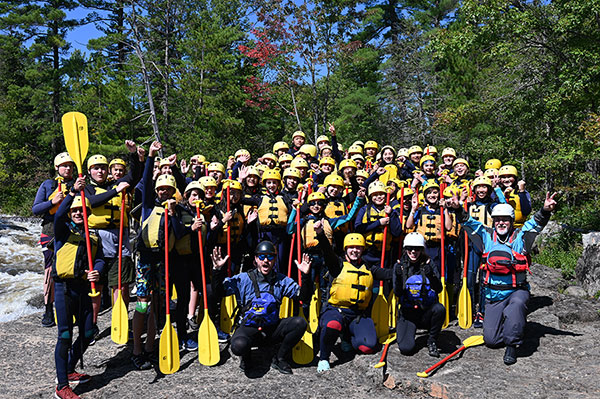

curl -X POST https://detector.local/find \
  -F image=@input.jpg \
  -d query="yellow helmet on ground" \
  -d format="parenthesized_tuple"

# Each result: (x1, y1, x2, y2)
(207, 162, 225, 174)
(499, 165, 518, 177)
(87, 154, 108, 170)
(54, 152, 75, 168)
(307, 192, 326, 203)
(344, 233, 365, 249)
(324, 174, 345, 187)
(262, 169, 282, 183)
(485, 159, 502, 170)
(155, 174, 176, 190)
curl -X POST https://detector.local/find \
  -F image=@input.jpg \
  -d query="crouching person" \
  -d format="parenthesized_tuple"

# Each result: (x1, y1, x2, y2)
(211, 241, 312, 374)
(53, 178, 104, 399)
(394, 232, 445, 358)
(446, 192, 557, 365)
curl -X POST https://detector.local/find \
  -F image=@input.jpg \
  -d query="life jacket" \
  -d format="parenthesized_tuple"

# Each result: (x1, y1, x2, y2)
(257, 194, 288, 227)
(506, 192, 525, 227)
(469, 201, 493, 228)
(328, 261, 373, 310)
(174, 206, 207, 256)
(480, 230, 530, 289)
(362, 204, 393, 251)
(47, 178, 70, 215)
(53, 226, 99, 280)
(444, 210, 460, 240)
(324, 198, 349, 233)
(416, 206, 442, 243)
(301, 218, 333, 249)
(217, 208, 245, 246)
(140, 205, 175, 252)
(240, 271, 280, 328)
(402, 272, 437, 309)
(88, 185, 131, 229)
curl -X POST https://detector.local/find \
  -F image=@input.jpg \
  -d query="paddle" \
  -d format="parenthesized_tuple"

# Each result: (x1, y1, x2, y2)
(458, 187, 472, 329)
(279, 232, 296, 319)
(111, 192, 129, 345)
(159, 202, 180, 374)
(439, 183, 450, 329)
(417, 335, 484, 378)
(372, 188, 391, 340)
(195, 202, 220, 366)
(292, 198, 314, 365)
(373, 333, 397, 369)
(61, 112, 98, 298)
(220, 175, 236, 335)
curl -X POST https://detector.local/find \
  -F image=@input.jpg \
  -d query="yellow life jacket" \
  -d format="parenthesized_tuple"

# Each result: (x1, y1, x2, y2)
(217, 209, 245, 245)
(416, 207, 442, 242)
(257, 195, 288, 226)
(301, 218, 333, 249)
(444, 211, 459, 239)
(88, 185, 131, 229)
(469, 202, 493, 228)
(174, 207, 207, 256)
(47, 179, 69, 215)
(141, 205, 175, 251)
(325, 198, 349, 233)
(328, 261, 373, 310)
(362, 205, 393, 251)
(507, 192, 525, 227)
(54, 230, 99, 280)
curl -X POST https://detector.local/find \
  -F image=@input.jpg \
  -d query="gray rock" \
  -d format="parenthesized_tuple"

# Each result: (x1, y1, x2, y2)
(565, 285, 589, 298)
(533, 221, 563, 253)
(576, 232, 600, 297)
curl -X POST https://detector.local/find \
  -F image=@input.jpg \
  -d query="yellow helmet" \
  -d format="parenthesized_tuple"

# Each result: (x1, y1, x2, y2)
(283, 167, 301, 180)
(352, 140, 365, 148)
(472, 176, 492, 189)
(380, 145, 396, 156)
(299, 144, 317, 158)
(262, 153, 278, 163)
(109, 158, 126, 169)
(419, 155, 436, 167)
(273, 141, 289, 153)
(316, 135, 330, 145)
(54, 152, 75, 168)
(443, 185, 461, 198)
(184, 181, 204, 195)
(348, 144, 363, 155)
(339, 159, 357, 170)
(351, 154, 365, 162)
(397, 147, 409, 158)
(193, 154, 206, 163)
(262, 169, 282, 183)
(422, 180, 440, 194)
(199, 176, 217, 188)
(278, 153, 293, 163)
(356, 170, 369, 179)
(388, 178, 403, 188)
(453, 158, 470, 169)
(246, 165, 260, 177)
(324, 174, 345, 187)
(441, 147, 456, 158)
(408, 145, 423, 156)
(368, 180, 387, 197)
(155, 174, 177, 190)
(70, 195, 91, 211)
(235, 149, 250, 159)
(484, 168, 499, 178)
(485, 159, 502, 170)
(398, 187, 414, 199)
(307, 192, 326, 203)
(292, 130, 306, 139)
(364, 140, 379, 150)
(424, 145, 437, 155)
(344, 233, 365, 249)
(319, 157, 336, 167)
(87, 154, 108, 170)
(499, 165, 518, 177)
(290, 157, 308, 169)
(319, 144, 333, 154)
(159, 158, 172, 168)
(207, 162, 225, 174)
(223, 179, 243, 191)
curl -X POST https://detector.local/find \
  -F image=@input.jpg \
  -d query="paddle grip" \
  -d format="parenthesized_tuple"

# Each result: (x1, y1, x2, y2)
(196, 205, 209, 310)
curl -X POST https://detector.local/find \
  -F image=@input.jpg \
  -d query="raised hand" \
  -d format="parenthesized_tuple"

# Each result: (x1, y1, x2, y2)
(543, 192, 558, 212)
(295, 253, 312, 275)
(211, 247, 229, 270)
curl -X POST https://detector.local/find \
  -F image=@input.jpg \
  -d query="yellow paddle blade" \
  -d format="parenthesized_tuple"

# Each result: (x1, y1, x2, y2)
(387, 292, 398, 329)
(378, 332, 397, 345)
(111, 291, 129, 345)
(293, 313, 314, 365)
(416, 371, 429, 378)
(171, 285, 178, 301)
(463, 335, 484, 348)
(457, 277, 472, 329)
(220, 295, 237, 335)
(308, 284, 320, 333)
(279, 296, 294, 319)
(439, 277, 450, 329)
(159, 315, 180, 374)
(371, 292, 389, 340)
(61, 112, 88, 175)
(198, 309, 220, 366)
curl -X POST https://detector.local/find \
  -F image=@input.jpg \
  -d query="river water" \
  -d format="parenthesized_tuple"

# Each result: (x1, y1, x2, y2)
(0, 215, 44, 322)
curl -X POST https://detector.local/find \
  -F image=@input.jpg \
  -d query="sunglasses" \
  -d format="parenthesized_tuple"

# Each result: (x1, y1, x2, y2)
(405, 246, 422, 252)
(308, 201, 324, 206)
(257, 253, 275, 261)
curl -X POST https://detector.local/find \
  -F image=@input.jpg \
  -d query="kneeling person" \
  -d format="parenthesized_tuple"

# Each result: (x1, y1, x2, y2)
(211, 241, 312, 374)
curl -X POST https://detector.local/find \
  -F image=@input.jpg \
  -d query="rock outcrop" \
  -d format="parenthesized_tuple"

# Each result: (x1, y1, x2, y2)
(576, 232, 600, 297)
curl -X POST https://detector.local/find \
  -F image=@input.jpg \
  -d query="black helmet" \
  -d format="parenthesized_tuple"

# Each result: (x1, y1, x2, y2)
(255, 241, 277, 255)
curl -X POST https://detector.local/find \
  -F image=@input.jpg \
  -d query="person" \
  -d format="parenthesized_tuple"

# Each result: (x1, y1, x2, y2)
(52, 179, 104, 399)
(289, 131, 306, 155)
(393, 232, 445, 358)
(32, 152, 76, 327)
(316, 233, 393, 373)
(211, 241, 312, 374)
(498, 165, 531, 228)
(446, 192, 557, 365)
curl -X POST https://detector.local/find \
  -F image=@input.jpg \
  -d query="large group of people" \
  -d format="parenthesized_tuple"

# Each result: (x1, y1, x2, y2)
(33, 125, 557, 399)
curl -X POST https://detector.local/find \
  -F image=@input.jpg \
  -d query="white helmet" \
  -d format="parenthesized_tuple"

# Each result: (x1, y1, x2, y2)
(404, 232, 426, 248)
(491, 203, 515, 219)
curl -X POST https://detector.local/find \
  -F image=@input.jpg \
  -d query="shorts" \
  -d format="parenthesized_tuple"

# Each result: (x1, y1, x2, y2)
(135, 253, 164, 298)
(102, 256, 136, 288)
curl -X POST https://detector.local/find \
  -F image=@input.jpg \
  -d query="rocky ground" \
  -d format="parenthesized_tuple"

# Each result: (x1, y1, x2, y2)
(4, 263, 600, 399)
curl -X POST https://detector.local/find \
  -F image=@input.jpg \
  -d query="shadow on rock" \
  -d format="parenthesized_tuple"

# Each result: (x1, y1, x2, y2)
(75, 346, 136, 395)
(520, 321, 582, 358)
(528, 295, 553, 314)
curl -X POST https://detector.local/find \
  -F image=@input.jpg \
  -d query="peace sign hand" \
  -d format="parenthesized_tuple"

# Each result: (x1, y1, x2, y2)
(543, 192, 558, 212)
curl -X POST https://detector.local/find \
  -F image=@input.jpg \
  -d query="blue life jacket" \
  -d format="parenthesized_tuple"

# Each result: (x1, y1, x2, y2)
(241, 271, 280, 329)
(402, 273, 437, 309)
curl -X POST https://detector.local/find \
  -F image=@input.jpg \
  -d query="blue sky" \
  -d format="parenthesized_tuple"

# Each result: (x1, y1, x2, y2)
(66, 7, 105, 54)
